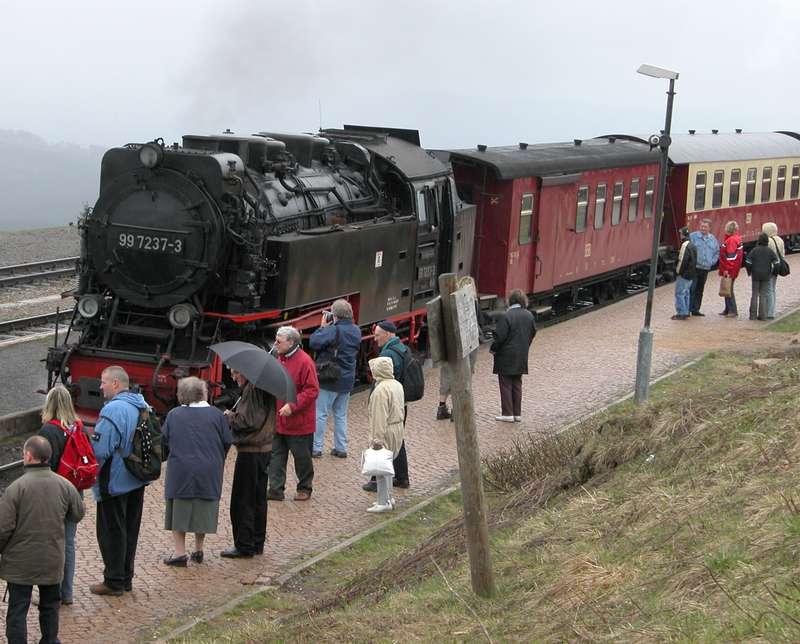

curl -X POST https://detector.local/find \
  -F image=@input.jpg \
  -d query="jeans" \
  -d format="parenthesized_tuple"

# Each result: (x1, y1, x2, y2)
(314, 389, 350, 453)
(230, 451, 270, 555)
(96, 486, 145, 591)
(6, 582, 61, 644)
(675, 276, 692, 316)
(61, 518, 78, 602)
(767, 275, 777, 318)
(750, 279, 770, 320)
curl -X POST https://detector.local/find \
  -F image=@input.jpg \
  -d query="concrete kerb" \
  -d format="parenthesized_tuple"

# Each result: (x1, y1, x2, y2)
(154, 347, 724, 643)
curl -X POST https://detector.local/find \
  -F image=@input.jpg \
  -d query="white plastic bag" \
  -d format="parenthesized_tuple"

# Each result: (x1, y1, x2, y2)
(361, 447, 395, 477)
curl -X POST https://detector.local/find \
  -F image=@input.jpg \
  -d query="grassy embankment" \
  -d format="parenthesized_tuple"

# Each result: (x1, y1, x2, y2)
(166, 312, 800, 642)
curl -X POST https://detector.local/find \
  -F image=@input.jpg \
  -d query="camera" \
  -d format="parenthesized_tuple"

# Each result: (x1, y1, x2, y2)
(323, 310, 334, 323)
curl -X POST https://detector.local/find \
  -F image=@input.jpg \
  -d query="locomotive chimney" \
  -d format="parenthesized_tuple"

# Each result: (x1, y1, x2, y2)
(735, 128, 743, 134)
(519, 142, 528, 150)
(477, 144, 487, 152)
(688, 129, 696, 135)
(711, 129, 719, 134)
(573, 139, 582, 146)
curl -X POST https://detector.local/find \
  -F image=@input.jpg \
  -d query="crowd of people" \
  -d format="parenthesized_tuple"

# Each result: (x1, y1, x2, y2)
(0, 292, 539, 642)
(673, 219, 788, 321)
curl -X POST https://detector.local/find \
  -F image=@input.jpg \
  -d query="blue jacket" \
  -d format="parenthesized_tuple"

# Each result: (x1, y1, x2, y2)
(309, 320, 362, 393)
(689, 231, 720, 271)
(90, 391, 149, 501)
(380, 337, 407, 381)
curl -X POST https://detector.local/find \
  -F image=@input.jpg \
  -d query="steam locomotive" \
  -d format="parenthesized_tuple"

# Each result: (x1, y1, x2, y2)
(47, 126, 476, 417)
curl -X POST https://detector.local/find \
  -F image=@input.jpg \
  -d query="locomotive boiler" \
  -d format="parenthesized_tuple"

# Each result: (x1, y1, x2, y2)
(48, 126, 476, 417)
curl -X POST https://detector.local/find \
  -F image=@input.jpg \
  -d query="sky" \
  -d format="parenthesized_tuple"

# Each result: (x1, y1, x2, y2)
(1, 0, 799, 150)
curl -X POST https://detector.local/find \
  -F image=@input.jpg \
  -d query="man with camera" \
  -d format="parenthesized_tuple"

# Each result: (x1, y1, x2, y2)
(309, 299, 363, 458)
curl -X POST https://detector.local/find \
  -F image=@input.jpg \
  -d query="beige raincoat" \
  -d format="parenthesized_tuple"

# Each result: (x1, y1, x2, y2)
(368, 357, 405, 456)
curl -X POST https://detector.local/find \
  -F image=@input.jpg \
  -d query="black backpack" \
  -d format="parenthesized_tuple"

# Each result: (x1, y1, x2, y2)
(386, 344, 425, 403)
(123, 407, 163, 482)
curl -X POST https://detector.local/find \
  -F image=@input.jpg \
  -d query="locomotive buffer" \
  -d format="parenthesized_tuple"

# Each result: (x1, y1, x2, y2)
(427, 273, 495, 598)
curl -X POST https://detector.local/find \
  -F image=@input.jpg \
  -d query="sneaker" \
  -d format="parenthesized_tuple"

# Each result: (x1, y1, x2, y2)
(293, 490, 311, 501)
(436, 404, 451, 420)
(90, 582, 123, 597)
(513, 416, 522, 422)
(362, 480, 377, 492)
(366, 503, 393, 513)
(330, 448, 348, 458)
(266, 489, 285, 501)
(495, 415, 515, 422)
(311, 451, 322, 458)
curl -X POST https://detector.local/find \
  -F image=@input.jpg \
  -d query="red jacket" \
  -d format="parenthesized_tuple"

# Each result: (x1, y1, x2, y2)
(276, 347, 319, 435)
(718, 233, 744, 280)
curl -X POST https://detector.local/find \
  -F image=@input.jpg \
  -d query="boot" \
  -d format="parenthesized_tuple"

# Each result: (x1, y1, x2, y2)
(436, 403, 451, 420)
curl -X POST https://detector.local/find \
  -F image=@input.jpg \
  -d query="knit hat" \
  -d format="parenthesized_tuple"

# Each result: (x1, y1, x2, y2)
(376, 320, 397, 334)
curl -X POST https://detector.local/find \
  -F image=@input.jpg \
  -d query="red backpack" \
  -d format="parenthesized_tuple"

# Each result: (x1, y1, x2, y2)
(53, 419, 99, 491)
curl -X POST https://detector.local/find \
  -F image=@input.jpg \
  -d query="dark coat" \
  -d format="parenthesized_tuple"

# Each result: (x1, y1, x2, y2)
(227, 382, 275, 453)
(491, 305, 537, 375)
(0, 465, 85, 585)
(162, 405, 233, 500)
(309, 320, 363, 393)
(745, 245, 778, 281)
(677, 239, 698, 280)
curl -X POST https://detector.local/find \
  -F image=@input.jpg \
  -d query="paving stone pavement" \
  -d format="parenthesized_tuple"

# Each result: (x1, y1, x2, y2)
(6, 258, 800, 643)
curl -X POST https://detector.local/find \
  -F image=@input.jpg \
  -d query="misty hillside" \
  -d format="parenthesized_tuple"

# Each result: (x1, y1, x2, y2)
(0, 130, 103, 231)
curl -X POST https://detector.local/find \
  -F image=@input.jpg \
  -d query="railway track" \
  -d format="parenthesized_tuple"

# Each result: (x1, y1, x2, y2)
(0, 256, 78, 288)
(0, 309, 75, 346)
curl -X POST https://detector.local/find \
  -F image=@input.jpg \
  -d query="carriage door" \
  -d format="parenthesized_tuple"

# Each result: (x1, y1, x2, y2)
(411, 183, 439, 309)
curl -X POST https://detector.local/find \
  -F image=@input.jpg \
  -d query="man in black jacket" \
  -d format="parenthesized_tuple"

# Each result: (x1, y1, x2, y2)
(672, 227, 697, 321)
(490, 289, 537, 422)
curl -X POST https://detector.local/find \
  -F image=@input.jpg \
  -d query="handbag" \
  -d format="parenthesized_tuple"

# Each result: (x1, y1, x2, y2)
(719, 276, 732, 298)
(361, 447, 395, 477)
(775, 243, 790, 277)
(315, 325, 341, 384)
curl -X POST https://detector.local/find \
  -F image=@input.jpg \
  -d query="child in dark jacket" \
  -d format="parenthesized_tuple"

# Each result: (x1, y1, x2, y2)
(745, 233, 779, 320)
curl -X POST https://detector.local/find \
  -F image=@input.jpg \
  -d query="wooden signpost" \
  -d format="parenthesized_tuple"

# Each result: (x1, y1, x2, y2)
(426, 273, 495, 598)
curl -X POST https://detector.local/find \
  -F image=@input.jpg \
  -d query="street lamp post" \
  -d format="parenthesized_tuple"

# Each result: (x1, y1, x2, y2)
(634, 64, 679, 404)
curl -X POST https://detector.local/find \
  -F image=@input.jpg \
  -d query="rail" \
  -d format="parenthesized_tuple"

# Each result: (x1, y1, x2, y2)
(0, 256, 79, 287)
(0, 309, 75, 336)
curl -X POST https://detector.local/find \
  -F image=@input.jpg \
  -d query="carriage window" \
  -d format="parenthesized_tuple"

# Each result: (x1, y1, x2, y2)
(712, 170, 724, 208)
(594, 183, 607, 229)
(729, 168, 741, 206)
(694, 171, 706, 210)
(644, 176, 655, 218)
(611, 181, 623, 225)
(776, 165, 786, 200)
(519, 193, 533, 244)
(761, 166, 772, 202)
(628, 178, 640, 221)
(792, 164, 800, 199)
(745, 167, 757, 204)
(416, 190, 427, 223)
(575, 186, 589, 232)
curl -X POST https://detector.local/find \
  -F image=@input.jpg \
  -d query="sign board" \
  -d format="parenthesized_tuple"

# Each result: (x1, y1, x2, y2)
(426, 296, 446, 364)
(449, 287, 479, 359)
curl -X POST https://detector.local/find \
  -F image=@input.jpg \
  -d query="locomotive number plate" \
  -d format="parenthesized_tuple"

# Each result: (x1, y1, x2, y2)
(117, 232, 185, 255)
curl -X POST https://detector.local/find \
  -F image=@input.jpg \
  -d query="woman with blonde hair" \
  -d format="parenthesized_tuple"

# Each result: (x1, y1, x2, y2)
(718, 220, 744, 318)
(161, 377, 232, 565)
(38, 385, 85, 605)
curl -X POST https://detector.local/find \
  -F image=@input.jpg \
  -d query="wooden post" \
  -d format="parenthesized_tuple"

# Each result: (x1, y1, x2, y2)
(437, 272, 495, 597)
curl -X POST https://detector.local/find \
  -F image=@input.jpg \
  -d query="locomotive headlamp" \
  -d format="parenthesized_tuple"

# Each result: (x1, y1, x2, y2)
(76, 295, 101, 319)
(167, 303, 197, 329)
(138, 143, 164, 169)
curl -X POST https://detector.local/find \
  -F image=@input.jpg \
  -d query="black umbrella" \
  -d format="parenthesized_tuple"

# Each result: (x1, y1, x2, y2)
(210, 341, 297, 403)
